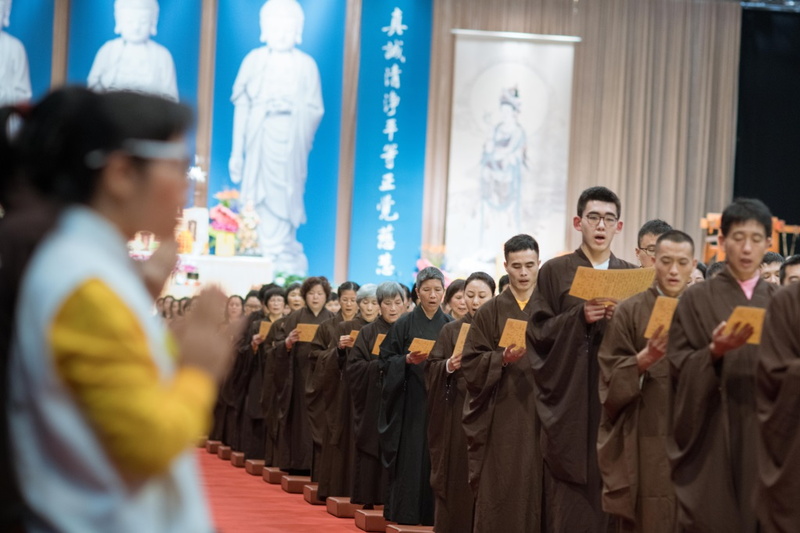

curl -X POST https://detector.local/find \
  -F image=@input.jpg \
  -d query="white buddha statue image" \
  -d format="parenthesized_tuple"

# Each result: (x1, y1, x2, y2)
(229, 0, 324, 275)
(88, 0, 178, 101)
(0, 0, 32, 106)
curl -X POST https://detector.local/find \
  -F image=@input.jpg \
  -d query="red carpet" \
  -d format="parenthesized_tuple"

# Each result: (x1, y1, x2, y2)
(197, 450, 362, 533)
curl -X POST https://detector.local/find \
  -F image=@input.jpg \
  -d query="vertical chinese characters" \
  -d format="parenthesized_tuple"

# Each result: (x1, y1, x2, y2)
(375, 7, 407, 277)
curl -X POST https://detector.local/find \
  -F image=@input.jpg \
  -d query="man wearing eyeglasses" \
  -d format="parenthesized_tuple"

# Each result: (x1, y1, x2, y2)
(529, 186, 637, 532)
(635, 219, 672, 268)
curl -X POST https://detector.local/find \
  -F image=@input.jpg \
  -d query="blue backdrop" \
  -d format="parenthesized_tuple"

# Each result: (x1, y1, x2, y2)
(347, 0, 433, 285)
(7, 0, 54, 100)
(66, 1, 201, 110)
(209, 0, 347, 280)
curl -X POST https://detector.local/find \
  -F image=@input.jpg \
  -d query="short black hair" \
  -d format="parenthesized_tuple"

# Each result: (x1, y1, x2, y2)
(465, 271, 496, 295)
(656, 229, 695, 254)
(301, 276, 332, 301)
(779, 255, 800, 284)
(245, 290, 260, 301)
(338, 281, 360, 297)
(577, 186, 621, 218)
(444, 279, 465, 305)
(504, 234, 539, 259)
(327, 292, 339, 302)
(638, 219, 673, 247)
(285, 282, 302, 295)
(258, 283, 279, 302)
(720, 198, 773, 237)
(498, 274, 510, 293)
(762, 251, 784, 265)
(707, 261, 727, 279)
(262, 286, 286, 305)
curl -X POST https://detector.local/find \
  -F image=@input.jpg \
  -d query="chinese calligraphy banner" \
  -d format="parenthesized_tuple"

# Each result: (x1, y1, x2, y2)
(443, 30, 579, 277)
(347, 0, 433, 283)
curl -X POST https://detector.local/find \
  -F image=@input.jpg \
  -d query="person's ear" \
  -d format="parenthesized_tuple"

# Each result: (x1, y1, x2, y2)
(573, 216, 582, 232)
(99, 153, 137, 203)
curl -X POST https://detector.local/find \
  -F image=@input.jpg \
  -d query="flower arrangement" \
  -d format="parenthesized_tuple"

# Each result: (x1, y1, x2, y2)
(273, 272, 306, 287)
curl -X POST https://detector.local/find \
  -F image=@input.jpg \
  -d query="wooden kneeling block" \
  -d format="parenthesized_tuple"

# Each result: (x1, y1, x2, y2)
(245, 459, 264, 476)
(281, 474, 311, 494)
(326, 497, 363, 518)
(205, 440, 221, 454)
(216, 445, 232, 460)
(385, 526, 434, 533)
(230, 451, 246, 467)
(262, 467, 285, 484)
(355, 509, 391, 532)
(303, 483, 324, 505)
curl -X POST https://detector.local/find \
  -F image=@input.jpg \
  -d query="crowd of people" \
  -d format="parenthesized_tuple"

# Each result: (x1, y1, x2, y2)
(3, 88, 800, 533)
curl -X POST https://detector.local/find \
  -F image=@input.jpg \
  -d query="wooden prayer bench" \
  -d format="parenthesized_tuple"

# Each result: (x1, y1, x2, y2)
(326, 497, 363, 518)
(385, 526, 434, 533)
(281, 474, 311, 494)
(261, 466, 286, 484)
(245, 459, 264, 476)
(303, 483, 324, 505)
(205, 440, 221, 454)
(230, 451, 246, 467)
(355, 509, 393, 532)
(216, 445, 232, 460)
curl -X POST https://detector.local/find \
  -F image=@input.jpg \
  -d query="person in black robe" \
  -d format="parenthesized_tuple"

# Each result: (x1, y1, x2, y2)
(427, 272, 495, 533)
(347, 281, 406, 508)
(462, 234, 544, 533)
(273, 277, 334, 473)
(667, 199, 777, 532)
(317, 284, 379, 500)
(307, 282, 360, 479)
(756, 280, 800, 532)
(379, 267, 452, 525)
(529, 187, 636, 532)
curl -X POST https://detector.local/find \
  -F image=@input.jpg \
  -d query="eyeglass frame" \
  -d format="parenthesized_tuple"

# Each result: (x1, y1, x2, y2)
(583, 212, 619, 227)
(636, 245, 657, 257)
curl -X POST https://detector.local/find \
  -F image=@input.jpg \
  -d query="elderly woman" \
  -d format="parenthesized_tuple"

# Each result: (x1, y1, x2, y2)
(314, 283, 379, 500)
(347, 281, 406, 509)
(379, 267, 452, 526)
(272, 276, 334, 473)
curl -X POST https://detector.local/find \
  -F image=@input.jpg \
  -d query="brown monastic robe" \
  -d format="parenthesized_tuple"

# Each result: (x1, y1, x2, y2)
(315, 316, 369, 500)
(529, 248, 636, 532)
(307, 312, 345, 479)
(667, 269, 776, 532)
(597, 287, 676, 532)
(462, 288, 542, 533)
(273, 306, 334, 471)
(346, 317, 392, 506)
(756, 282, 800, 533)
(239, 312, 272, 458)
(260, 316, 287, 466)
(425, 314, 474, 533)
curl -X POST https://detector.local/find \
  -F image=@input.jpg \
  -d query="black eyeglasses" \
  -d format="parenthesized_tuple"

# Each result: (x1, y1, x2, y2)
(637, 246, 657, 257)
(584, 213, 619, 227)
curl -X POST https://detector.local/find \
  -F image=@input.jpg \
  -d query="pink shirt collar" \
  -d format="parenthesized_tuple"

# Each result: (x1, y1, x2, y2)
(736, 273, 760, 300)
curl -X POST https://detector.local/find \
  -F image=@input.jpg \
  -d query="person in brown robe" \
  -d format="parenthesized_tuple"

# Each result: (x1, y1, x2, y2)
(529, 186, 636, 532)
(597, 230, 697, 532)
(379, 267, 452, 526)
(462, 234, 544, 533)
(427, 272, 495, 533)
(667, 198, 777, 532)
(273, 277, 335, 473)
(756, 280, 800, 533)
(347, 282, 406, 508)
(307, 281, 360, 479)
(316, 284, 379, 500)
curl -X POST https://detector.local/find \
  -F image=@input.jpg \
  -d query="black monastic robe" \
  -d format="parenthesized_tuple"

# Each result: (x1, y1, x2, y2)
(462, 289, 542, 533)
(315, 316, 369, 500)
(530, 248, 636, 532)
(379, 306, 452, 525)
(347, 317, 393, 506)
(597, 287, 676, 532)
(239, 312, 275, 459)
(425, 315, 474, 533)
(307, 312, 346, 479)
(667, 269, 776, 532)
(756, 282, 800, 533)
(260, 316, 286, 466)
(273, 307, 334, 471)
